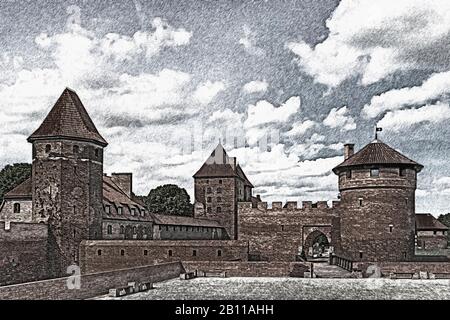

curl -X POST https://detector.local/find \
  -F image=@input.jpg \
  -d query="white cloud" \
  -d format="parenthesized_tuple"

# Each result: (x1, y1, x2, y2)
(377, 102, 450, 131)
(242, 80, 268, 94)
(193, 81, 226, 105)
(287, 0, 450, 87)
(245, 96, 301, 128)
(285, 119, 316, 138)
(362, 71, 450, 118)
(323, 106, 356, 131)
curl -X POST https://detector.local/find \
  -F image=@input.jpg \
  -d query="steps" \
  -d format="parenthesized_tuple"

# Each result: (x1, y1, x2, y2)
(312, 262, 353, 278)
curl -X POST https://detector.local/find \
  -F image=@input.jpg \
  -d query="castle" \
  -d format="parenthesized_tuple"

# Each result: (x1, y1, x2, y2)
(0, 89, 448, 285)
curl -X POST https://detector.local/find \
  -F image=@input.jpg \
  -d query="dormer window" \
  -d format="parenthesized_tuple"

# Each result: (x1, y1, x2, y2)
(141, 210, 145, 217)
(117, 207, 123, 215)
(370, 168, 379, 177)
(105, 205, 111, 214)
(131, 208, 136, 216)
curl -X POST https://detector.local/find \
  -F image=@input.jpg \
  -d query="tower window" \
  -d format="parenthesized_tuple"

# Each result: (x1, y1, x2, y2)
(73, 145, 79, 154)
(405, 198, 408, 206)
(346, 170, 352, 179)
(207, 207, 212, 214)
(217, 187, 222, 193)
(107, 225, 112, 234)
(133, 226, 137, 234)
(207, 197, 212, 203)
(359, 252, 363, 259)
(143, 250, 148, 256)
(120, 225, 124, 234)
(389, 225, 393, 233)
(13, 203, 20, 213)
(217, 250, 222, 257)
(120, 249, 125, 256)
(370, 168, 379, 177)
(168, 250, 173, 257)
(95, 149, 99, 157)
(206, 187, 212, 194)
(45, 144, 51, 153)
(192, 250, 197, 257)
(216, 207, 221, 213)
(358, 198, 363, 207)
(206, 179, 209, 183)
(281, 225, 285, 231)
(219, 179, 223, 184)
(97, 250, 102, 256)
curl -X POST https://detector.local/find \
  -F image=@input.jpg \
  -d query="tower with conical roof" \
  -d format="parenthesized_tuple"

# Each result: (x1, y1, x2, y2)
(27, 88, 108, 276)
(332, 137, 423, 262)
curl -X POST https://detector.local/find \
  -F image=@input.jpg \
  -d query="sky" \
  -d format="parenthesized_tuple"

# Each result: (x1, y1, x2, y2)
(1, 0, 450, 216)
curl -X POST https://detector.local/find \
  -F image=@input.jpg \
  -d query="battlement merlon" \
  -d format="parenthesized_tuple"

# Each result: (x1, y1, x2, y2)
(238, 200, 340, 211)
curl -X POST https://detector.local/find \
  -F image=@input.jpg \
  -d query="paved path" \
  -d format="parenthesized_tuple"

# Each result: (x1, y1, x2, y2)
(312, 263, 353, 278)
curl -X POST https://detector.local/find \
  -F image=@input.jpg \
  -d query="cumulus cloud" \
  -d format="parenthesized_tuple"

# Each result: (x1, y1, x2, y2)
(193, 81, 226, 105)
(377, 102, 450, 131)
(323, 106, 356, 131)
(287, 0, 450, 87)
(285, 119, 316, 138)
(242, 80, 268, 94)
(362, 71, 450, 118)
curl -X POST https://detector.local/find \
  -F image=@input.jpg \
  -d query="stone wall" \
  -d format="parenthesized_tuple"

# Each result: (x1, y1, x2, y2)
(182, 261, 310, 277)
(0, 262, 183, 300)
(354, 261, 450, 276)
(417, 231, 448, 250)
(79, 240, 249, 274)
(0, 199, 33, 223)
(238, 201, 340, 261)
(0, 222, 49, 286)
(153, 224, 225, 240)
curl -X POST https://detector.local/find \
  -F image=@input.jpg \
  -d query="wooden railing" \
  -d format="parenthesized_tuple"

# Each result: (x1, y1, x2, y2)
(329, 254, 354, 272)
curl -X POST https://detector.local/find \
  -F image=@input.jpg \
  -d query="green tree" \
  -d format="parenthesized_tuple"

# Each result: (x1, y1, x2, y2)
(438, 213, 450, 243)
(144, 184, 193, 216)
(0, 163, 32, 203)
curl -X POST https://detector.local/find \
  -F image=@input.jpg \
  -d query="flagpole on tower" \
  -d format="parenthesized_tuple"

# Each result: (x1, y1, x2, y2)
(375, 126, 382, 140)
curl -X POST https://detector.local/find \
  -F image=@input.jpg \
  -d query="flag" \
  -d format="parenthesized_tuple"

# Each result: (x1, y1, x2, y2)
(376, 127, 382, 132)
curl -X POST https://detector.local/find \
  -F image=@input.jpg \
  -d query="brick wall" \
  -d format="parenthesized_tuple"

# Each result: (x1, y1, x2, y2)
(238, 201, 339, 261)
(182, 261, 310, 277)
(153, 224, 225, 240)
(0, 262, 184, 300)
(0, 222, 49, 286)
(79, 240, 249, 274)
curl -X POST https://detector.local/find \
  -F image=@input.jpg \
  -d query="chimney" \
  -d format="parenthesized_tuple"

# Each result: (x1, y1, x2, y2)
(111, 173, 133, 198)
(344, 144, 355, 160)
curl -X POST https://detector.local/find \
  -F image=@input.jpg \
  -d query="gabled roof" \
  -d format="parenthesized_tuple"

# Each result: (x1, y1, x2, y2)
(333, 140, 423, 174)
(27, 88, 108, 147)
(4, 177, 32, 199)
(416, 213, 449, 231)
(193, 144, 254, 187)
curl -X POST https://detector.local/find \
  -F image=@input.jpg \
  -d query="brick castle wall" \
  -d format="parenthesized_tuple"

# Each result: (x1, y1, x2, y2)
(79, 240, 249, 274)
(0, 262, 183, 300)
(0, 222, 49, 286)
(238, 201, 340, 261)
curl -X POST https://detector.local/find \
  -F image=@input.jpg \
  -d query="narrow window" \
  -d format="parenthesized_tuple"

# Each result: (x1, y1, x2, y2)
(105, 205, 111, 214)
(131, 208, 135, 216)
(216, 207, 221, 213)
(143, 250, 148, 256)
(207, 207, 212, 214)
(358, 198, 363, 207)
(107, 225, 112, 234)
(165, 226, 169, 231)
(141, 210, 145, 217)
(346, 170, 352, 179)
(120, 225, 124, 234)
(206, 179, 209, 184)
(120, 249, 125, 256)
(207, 187, 212, 194)
(73, 145, 79, 154)
(217, 187, 222, 194)
(370, 168, 379, 177)
(219, 179, 223, 184)
(133, 226, 137, 234)
(192, 250, 197, 257)
(158, 225, 162, 231)
(405, 198, 408, 206)
(217, 250, 222, 257)
(217, 197, 222, 203)
(168, 250, 173, 257)
(207, 197, 212, 203)
(433, 231, 437, 235)
(359, 251, 363, 259)
(389, 225, 393, 233)
(45, 144, 51, 153)
(95, 149, 99, 157)
(13, 203, 20, 213)
(311, 203, 318, 208)
(403, 252, 407, 259)
(97, 249, 102, 256)
(117, 207, 123, 215)
(281, 225, 285, 231)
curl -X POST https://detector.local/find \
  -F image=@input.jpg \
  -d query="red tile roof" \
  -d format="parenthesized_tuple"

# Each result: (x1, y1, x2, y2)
(415, 213, 449, 231)
(27, 88, 108, 147)
(333, 140, 423, 174)
(4, 177, 32, 199)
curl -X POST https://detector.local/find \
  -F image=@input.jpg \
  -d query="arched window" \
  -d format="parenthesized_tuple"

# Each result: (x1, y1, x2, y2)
(45, 144, 51, 153)
(107, 225, 112, 234)
(97, 249, 102, 256)
(13, 203, 20, 213)
(120, 225, 124, 234)
(73, 145, 79, 154)
(217, 250, 222, 257)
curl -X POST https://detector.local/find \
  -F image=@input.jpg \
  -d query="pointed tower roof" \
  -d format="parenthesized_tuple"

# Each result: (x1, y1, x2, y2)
(193, 144, 253, 187)
(27, 88, 108, 147)
(333, 139, 423, 174)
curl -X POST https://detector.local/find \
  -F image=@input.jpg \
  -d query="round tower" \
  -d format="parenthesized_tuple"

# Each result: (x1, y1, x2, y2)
(332, 139, 423, 262)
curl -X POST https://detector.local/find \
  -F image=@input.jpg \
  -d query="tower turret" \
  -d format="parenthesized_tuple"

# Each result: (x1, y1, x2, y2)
(333, 139, 423, 262)
(27, 88, 107, 276)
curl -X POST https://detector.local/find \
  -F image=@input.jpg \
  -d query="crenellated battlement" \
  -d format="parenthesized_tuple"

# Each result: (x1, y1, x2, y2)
(238, 200, 340, 213)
